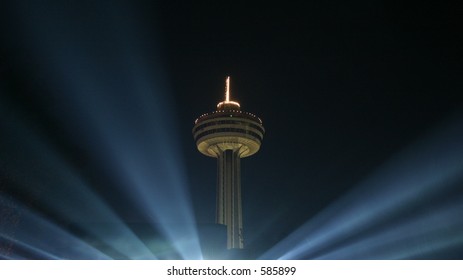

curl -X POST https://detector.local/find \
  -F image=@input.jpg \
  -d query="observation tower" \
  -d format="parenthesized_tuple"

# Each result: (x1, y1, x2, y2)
(193, 77, 265, 249)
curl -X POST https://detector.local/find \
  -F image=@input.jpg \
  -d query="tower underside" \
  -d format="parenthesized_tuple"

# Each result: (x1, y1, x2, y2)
(217, 149, 243, 249)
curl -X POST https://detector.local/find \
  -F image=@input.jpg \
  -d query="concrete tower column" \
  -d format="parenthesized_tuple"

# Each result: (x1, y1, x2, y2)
(217, 149, 243, 248)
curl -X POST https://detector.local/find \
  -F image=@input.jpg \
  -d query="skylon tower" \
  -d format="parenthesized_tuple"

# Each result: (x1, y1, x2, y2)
(193, 77, 264, 249)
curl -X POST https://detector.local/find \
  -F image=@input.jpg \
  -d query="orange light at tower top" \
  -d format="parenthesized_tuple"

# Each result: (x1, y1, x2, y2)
(217, 76, 240, 109)
(226, 76, 230, 102)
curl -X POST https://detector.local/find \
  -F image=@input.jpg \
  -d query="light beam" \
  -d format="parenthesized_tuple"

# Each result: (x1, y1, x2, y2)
(2, 1, 202, 259)
(261, 115, 463, 259)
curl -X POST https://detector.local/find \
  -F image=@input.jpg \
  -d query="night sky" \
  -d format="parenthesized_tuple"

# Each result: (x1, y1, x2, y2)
(1, 1, 462, 259)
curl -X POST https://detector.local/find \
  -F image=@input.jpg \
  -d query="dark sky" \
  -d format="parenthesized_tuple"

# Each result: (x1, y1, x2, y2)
(158, 1, 462, 255)
(1, 1, 462, 259)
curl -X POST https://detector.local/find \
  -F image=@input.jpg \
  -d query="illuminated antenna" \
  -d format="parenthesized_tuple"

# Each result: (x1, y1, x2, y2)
(217, 76, 240, 109)
(225, 76, 230, 102)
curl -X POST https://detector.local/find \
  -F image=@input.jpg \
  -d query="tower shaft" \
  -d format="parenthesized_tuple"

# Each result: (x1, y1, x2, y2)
(217, 149, 243, 249)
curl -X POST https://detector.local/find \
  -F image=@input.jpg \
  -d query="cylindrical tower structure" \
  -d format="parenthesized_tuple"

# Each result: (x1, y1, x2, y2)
(193, 77, 264, 249)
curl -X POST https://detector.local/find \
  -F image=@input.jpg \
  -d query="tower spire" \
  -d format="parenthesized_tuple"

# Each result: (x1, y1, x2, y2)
(217, 76, 240, 109)
(225, 76, 230, 102)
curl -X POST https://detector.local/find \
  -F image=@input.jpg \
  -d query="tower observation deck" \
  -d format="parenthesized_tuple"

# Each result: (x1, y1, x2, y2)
(193, 77, 264, 249)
